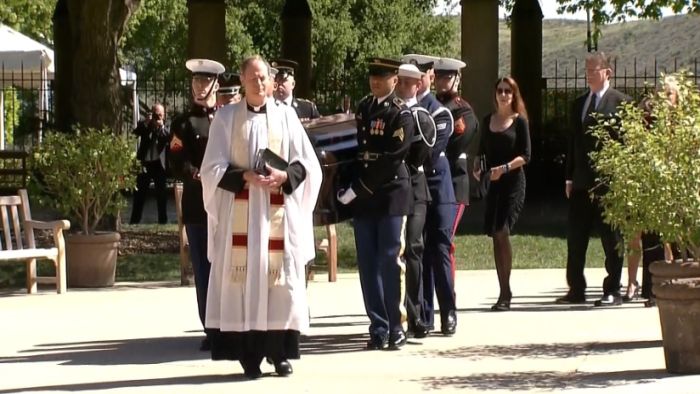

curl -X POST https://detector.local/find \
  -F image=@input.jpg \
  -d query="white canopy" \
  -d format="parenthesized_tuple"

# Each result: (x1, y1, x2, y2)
(0, 24, 138, 148)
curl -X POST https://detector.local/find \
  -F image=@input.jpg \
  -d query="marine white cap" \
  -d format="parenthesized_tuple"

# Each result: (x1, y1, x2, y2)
(398, 64, 424, 79)
(401, 54, 439, 70)
(185, 58, 225, 75)
(434, 57, 467, 72)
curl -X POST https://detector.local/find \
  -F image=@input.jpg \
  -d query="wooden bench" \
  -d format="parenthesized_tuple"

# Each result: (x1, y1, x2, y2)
(0, 189, 70, 294)
(309, 224, 338, 282)
(174, 183, 194, 285)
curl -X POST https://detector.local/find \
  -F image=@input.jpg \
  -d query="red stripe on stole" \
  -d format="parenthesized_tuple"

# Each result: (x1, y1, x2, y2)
(232, 234, 285, 250)
(234, 189, 283, 205)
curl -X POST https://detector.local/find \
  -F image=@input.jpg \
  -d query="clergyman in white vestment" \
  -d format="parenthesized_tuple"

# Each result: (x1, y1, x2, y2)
(200, 55, 321, 379)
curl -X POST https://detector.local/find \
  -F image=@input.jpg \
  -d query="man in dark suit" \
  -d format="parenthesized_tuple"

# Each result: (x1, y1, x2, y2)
(130, 103, 170, 224)
(558, 51, 632, 306)
(401, 54, 457, 337)
(271, 58, 321, 121)
(337, 57, 415, 351)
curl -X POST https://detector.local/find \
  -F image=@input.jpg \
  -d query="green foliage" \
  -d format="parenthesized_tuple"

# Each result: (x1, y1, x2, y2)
(2, 87, 19, 146)
(590, 72, 700, 256)
(0, 0, 56, 45)
(30, 126, 139, 235)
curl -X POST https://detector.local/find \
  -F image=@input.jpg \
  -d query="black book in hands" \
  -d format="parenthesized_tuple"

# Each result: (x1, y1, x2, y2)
(253, 148, 288, 175)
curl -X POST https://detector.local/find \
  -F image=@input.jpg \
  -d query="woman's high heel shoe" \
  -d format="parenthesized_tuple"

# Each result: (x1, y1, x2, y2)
(490, 298, 511, 312)
(622, 281, 640, 302)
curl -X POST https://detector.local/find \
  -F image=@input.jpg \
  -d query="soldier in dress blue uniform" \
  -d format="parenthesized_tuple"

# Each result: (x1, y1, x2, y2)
(337, 57, 415, 350)
(169, 58, 225, 351)
(395, 63, 436, 339)
(271, 58, 321, 121)
(401, 53, 457, 337)
(434, 57, 480, 285)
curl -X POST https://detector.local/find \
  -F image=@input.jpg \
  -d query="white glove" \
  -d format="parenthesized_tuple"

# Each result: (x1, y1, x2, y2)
(337, 187, 357, 205)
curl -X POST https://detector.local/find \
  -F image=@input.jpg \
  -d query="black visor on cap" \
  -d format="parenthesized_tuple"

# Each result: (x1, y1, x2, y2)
(367, 57, 401, 77)
(412, 61, 434, 73)
(435, 69, 459, 77)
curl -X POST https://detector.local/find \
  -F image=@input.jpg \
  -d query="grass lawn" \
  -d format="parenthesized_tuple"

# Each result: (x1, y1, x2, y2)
(1, 199, 609, 288)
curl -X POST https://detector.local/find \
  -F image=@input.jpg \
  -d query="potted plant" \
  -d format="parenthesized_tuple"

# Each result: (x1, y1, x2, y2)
(590, 72, 700, 374)
(31, 126, 138, 287)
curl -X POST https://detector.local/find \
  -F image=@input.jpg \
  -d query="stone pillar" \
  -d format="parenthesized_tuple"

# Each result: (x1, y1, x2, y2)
(281, 0, 312, 99)
(52, 0, 73, 132)
(511, 0, 543, 134)
(187, 0, 226, 63)
(461, 0, 498, 119)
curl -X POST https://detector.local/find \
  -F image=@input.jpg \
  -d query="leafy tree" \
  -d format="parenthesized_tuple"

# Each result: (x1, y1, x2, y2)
(0, 0, 56, 45)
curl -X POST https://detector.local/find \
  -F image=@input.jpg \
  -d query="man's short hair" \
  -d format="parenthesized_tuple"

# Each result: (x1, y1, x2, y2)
(240, 55, 273, 77)
(586, 51, 614, 73)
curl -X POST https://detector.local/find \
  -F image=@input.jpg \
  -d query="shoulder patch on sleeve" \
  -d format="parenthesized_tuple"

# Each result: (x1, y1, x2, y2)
(392, 127, 404, 142)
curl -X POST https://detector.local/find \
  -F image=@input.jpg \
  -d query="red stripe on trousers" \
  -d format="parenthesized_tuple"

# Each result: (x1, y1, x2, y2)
(450, 203, 466, 280)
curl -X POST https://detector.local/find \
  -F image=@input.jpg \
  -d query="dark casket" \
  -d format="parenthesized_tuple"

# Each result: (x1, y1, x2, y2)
(304, 113, 357, 226)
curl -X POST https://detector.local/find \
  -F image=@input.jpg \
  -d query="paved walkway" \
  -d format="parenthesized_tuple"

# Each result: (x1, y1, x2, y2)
(1, 268, 699, 393)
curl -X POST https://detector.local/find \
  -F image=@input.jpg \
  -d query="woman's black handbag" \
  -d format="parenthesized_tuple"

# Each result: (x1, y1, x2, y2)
(475, 154, 490, 199)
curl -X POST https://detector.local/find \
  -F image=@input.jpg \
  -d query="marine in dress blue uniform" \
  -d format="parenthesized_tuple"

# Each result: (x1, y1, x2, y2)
(402, 54, 458, 336)
(271, 58, 321, 121)
(435, 57, 480, 283)
(337, 57, 415, 350)
(168, 58, 225, 351)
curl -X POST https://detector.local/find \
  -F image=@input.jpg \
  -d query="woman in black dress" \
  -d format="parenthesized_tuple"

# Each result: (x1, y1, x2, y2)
(473, 76, 531, 311)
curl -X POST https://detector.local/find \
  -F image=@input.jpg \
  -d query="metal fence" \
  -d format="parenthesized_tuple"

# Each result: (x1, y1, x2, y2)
(2, 57, 698, 150)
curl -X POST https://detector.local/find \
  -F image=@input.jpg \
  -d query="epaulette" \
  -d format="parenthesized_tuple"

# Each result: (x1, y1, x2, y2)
(392, 97, 405, 108)
(297, 98, 313, 104)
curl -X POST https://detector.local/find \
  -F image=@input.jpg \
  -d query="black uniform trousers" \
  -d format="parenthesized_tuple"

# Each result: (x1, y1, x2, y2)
(130, 160, 168, 224)
(186, 223, 213, 339)
(566, 189, 623, 296)
(422, 202, 457, 329)
(404, 201, 427, 331)
(353, 214, 405, 339)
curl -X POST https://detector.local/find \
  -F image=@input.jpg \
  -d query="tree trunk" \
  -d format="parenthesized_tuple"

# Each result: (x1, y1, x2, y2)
(54, 0, 140, 133)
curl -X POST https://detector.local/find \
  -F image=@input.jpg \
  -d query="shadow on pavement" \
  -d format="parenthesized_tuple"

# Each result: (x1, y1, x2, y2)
(0, 374, 246, 393)
(415, 339, 663, 361)
(301, 332, 368, 355)
(0, 335, 208, 366)
(414, 369, 670, 391)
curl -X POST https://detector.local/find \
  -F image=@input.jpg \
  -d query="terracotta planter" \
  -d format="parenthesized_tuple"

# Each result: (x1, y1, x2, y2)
(650, 261, 700, 374)
(66, 232, 121, 287)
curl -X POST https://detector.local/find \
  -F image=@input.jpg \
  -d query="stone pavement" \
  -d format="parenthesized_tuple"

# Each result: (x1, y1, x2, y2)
(1, 268, 699, 393)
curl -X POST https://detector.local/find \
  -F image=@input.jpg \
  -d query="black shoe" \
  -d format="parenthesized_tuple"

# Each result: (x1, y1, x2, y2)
(622, 281, 640, 302)
(199, 337, 211, 351)
(644, 297, 657, 308)
(366, 334, 388, 350)
(555, 292, 586, 304)
(490, 298, 511, 312)
(274, 360, 293, 376)
(440, 310, 457, 336)
(241, 363, 262, 379)
(387, 331, 407, 350)
(594, 293, 623, 307)
(413, 324, 430, 339)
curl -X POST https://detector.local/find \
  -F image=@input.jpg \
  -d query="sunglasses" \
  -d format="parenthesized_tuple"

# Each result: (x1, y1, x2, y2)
(496, 88, 513, 95)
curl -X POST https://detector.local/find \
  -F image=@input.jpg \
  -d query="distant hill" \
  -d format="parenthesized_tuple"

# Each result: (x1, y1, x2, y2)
(457, 14, 700, 78)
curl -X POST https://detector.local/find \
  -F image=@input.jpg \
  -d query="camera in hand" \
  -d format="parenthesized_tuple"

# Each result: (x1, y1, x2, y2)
(253, 148, 288, 176)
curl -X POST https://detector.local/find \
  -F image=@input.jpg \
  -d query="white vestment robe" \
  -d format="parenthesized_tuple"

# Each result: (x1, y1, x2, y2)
(200, 98, 321, 333)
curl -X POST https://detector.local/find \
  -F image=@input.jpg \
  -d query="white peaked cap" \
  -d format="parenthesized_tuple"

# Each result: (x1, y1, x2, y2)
(401, 53, 439, 66)
(398, 64, 424, 79)
(434, 57, 467, 72)
(185, 59, 226, 75)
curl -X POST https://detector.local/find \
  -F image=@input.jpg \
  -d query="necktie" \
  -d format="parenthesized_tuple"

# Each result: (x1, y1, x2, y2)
(585, 93, 598, 119)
